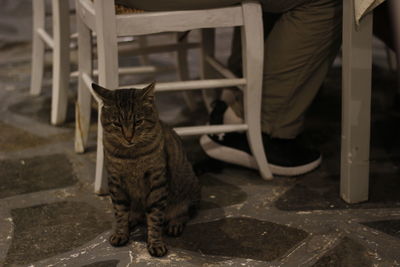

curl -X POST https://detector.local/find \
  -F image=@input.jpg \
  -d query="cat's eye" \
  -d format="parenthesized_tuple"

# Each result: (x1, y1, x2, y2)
(134, 115, 144, 124)
(111, 122, 122, 128)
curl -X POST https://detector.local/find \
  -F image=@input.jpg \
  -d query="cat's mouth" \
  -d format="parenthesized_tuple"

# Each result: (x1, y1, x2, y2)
(123, 140, 135, 147)
(114, 137, 135, 147)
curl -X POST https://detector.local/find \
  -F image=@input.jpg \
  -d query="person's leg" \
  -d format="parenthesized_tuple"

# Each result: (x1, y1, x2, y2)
(261, 0, 342, 138)
(227, 12, 281, 78)
(227, 0, 341, 138)
(227, 0, 314, 77)
(206, 0, 342, 175)
(225, 11, 281, 119)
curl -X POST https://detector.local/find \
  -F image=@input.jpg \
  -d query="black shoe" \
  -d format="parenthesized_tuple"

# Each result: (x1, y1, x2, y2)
(201, 100, 321, 176)
(209, 99, 228, 125)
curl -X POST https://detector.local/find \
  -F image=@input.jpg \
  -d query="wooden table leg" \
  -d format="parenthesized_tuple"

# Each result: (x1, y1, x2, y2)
(341, 0, 373, 204)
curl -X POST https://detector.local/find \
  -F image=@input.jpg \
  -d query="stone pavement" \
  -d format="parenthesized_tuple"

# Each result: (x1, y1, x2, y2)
(1, 30, 400, 267)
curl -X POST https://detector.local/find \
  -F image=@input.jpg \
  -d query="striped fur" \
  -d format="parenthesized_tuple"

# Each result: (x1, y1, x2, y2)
(92, 82, 201, 257)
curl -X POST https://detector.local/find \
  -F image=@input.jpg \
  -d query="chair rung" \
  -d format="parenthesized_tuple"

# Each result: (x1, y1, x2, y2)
(205, 55, 238, 79)
(95, 66, 158, 76)
(120, 78, 247, 91)
(70, 71, 79, 78)
(174, 124, 248, 136)
(72, 65, 174, 78)
(127, 42, 200, 56)
(37, 28, 54, 49)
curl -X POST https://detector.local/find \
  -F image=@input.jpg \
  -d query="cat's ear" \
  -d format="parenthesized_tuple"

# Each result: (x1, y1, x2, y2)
(141, 82, 155, 100)
(92, 83, 114, 102)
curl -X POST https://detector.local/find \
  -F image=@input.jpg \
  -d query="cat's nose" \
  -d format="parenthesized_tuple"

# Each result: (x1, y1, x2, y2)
(123, 132, 134, 143)
(122, 127, 134, 143)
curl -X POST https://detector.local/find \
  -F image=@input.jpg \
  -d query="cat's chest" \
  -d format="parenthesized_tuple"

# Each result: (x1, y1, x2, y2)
(107, 153, 164, 174)
(116, 159, 165, 203)
(107, 155, 166, 189)
(107, 159, 148, 201)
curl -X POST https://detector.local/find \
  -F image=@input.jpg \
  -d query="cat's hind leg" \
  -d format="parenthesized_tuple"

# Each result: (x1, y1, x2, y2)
(165, 203, 191, 237)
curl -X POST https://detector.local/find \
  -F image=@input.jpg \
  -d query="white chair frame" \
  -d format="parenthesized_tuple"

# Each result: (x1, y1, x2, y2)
(30, 0, 195, 126)
(74, 0, 273, 194)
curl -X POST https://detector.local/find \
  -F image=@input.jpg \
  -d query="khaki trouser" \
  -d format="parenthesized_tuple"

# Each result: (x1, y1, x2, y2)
(117, 0, 342, 138)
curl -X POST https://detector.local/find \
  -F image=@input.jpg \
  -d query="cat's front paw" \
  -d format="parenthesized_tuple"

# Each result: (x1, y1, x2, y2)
(109, 232, 129, 247)
(166, 223, 185, 237)
(147, 241, 168, 257)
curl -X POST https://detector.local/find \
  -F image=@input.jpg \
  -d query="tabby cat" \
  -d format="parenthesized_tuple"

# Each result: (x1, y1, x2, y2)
(92, 82, 201, 257)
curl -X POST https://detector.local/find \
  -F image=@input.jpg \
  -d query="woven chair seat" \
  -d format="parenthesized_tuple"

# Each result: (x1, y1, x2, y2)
(115, 4, 144, 14)
(90, 1, 144, 14)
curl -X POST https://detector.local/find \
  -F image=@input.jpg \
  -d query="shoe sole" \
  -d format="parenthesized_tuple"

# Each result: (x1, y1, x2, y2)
(200, 135, 321, 177)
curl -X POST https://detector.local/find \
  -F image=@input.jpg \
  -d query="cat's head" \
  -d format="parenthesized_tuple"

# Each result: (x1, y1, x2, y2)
(92, 82, 158, 146)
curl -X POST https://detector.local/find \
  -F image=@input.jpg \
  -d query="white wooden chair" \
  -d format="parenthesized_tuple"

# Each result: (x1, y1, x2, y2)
(30, 0, 194, 126)
(74, 0, 273, 194)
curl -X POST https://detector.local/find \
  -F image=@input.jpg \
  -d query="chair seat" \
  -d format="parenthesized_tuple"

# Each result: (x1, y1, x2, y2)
(79, 0, 243, 36)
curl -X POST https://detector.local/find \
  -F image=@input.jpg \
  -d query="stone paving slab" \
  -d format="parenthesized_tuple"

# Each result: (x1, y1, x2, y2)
(0, 154, 77, 199)
(166, 217, 308, 262)
(0, 121, 50, 152)
(8, 93, 77, 126)
(362, 219, 400, 240)
(313, 237, 373, 267)
(199, 173, 248, 210)
(4, 201, 112, 266)
(274, 160, 400, 211)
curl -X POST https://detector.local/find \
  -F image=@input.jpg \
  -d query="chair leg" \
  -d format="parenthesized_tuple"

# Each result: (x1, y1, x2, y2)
(176, 33, 197, 111)
(30, 0, 46, 96)
(200, 28, 218, 113)
(94, 106, 108, 195)
(241, 1, 273, 180)
(51, 0, 70, 125)
(75, 1, 93, 154)
(93, 0, 119, 195)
